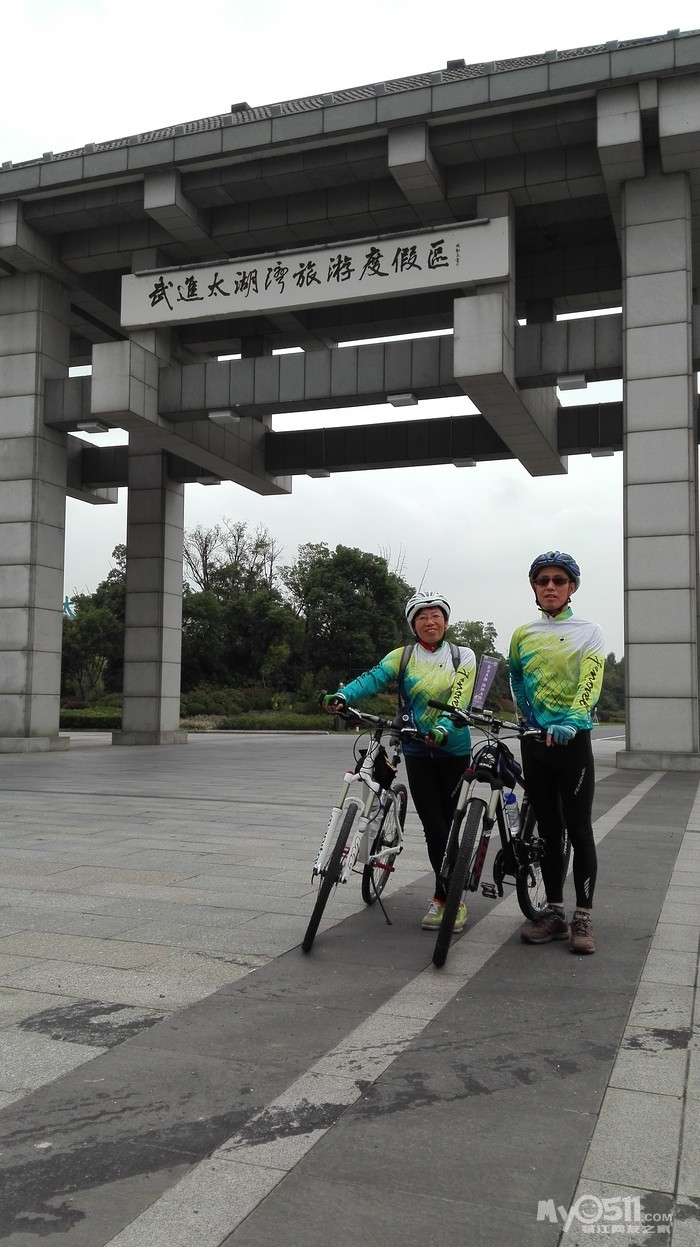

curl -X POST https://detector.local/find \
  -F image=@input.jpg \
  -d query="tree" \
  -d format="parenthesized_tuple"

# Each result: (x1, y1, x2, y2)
(183, 524, 225, 592)
(75, 545, 126, 693)
(447, 619, 511, 708)
(61, 600, 122, 701)
(183, 518, 283, 595)
(282, 543, 412, 687)
(598, 652, 625, 720)
(180, 589, 227, 687)
(448, 619, 499, 656)
(218, 584, 299, 688)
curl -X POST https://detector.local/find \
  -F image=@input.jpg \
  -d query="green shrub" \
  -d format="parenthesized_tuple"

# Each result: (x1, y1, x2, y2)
(59, 708, 122, 730)
(180, 685, 245, 716)
(219, 711, 329, 731)
(238, 686, 275, 711)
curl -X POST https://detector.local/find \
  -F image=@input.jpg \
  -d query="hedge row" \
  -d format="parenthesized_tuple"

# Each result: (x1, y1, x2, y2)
(59, 709, 333, 732)
(60, 709, 122, 729)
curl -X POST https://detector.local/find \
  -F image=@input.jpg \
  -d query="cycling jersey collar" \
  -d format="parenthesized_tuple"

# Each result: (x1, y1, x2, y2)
(540, 605, 574, 621)
(416, 638, 446, 653)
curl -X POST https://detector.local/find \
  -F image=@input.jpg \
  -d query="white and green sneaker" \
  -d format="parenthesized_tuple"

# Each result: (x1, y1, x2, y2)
(421, 899, 445, 929)
(453, 900, 467, 933)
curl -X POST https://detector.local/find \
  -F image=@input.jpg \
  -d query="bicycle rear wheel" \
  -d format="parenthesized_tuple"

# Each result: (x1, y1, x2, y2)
(302, 803, 358, 953)
(433, 799, 484, 969)
(515, 803, 572, 921)
(361, 784, 407, 904)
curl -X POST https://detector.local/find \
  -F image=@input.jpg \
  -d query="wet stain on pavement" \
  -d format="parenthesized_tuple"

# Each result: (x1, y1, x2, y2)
(624, 1027, 691, 1052)
(0, 1093, 251, 1240)
(18, 1001, 167, 1049)
(674, 1194, 700, 1220)
(345, 1037, 615, 1116)
(234, 1095, 361, 1145)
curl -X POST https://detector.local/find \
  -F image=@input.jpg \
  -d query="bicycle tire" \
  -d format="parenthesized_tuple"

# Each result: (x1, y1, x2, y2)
(433, 799, 484, 969)
(515, 805, 572, 921)
(302, 803, 358, 953)
(361, 783, 407, 904)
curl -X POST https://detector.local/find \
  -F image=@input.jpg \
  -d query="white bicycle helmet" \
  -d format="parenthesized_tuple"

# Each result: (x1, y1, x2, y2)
(405, 590, 451, 634)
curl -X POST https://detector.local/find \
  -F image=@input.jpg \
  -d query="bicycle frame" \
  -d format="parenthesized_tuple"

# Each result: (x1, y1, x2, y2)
(311, 716, 404, 887)
(438, 755, 514, 896)
(302, 707, 411, 953)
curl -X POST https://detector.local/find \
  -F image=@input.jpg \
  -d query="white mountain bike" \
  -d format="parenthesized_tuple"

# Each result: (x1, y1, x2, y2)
(301, 706, 410, 953)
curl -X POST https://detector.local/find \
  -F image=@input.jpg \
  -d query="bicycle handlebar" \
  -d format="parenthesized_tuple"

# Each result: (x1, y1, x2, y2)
(427, 700, 544, 740)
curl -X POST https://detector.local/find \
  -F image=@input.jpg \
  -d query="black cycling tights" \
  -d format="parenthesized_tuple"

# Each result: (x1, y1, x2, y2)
(404, 754, 468, 902)
(521, 730, 597, 910)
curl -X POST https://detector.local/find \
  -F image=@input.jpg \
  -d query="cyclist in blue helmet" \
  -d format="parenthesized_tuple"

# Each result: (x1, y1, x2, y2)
(509, 551, 605, 954)
(322, 591, 477, 932)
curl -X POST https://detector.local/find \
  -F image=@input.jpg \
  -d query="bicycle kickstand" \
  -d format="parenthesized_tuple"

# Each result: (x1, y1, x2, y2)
(372, 877, 393, 926)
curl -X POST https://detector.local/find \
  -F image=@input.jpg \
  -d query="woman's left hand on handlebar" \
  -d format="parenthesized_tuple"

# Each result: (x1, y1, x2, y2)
(321, 692, 346, 713)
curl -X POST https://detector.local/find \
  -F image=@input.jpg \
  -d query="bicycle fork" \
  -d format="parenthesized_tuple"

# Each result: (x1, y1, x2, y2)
(311, 794, 351, 880)
(475, 789, 503, 897)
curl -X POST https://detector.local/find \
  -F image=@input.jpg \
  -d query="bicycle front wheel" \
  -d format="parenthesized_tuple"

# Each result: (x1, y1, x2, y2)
(361, 784, 407, 905)
(302, 803, 358, 953)
(515, 805, 572, 921)
(433, 799, 484, 969)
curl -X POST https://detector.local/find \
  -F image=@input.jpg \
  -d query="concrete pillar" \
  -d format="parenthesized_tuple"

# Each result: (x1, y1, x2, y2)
(0, 274, 70, 752)
(617, 168, 700, 770)
(112, 438, 186, 746)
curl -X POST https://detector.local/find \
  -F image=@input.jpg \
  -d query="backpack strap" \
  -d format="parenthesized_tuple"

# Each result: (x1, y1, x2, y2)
(397, 643, 414, 708)
(397, 641, 462, 707)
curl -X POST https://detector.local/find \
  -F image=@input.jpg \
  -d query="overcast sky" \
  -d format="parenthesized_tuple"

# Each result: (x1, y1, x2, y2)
(7, 0, 700, 659)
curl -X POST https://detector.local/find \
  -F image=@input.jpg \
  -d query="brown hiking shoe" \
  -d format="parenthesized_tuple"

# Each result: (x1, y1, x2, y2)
(570, 910, 596, 954)
(520, 908, 569, 944)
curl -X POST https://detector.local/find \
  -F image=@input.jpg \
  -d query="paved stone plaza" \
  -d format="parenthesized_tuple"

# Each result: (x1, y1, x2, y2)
(0, 731, 699, 1244)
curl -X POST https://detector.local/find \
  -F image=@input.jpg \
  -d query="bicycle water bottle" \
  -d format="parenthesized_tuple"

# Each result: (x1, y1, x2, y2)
(504, 791, 520, 833)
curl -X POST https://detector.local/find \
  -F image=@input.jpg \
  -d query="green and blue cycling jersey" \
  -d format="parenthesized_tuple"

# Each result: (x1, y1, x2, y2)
(509, 607, 605, 733)
(336, 640, 477, 757)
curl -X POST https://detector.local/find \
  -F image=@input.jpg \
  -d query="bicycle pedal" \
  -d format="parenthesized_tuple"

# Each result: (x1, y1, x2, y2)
(481, 883, 498, 898)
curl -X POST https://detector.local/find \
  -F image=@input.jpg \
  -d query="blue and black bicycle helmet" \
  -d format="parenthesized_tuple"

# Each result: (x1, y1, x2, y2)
(528, 550, 581, 590)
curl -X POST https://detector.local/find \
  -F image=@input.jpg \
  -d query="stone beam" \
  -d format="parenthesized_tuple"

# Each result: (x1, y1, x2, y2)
(0, 200, 73, 280)
(517, 308, 700, 388)
(90, 340, 290, 496)
(66, 439, 119, 504)
(516, 315, 622, 388)
(158, 337, 460, 420)
(49, 401, 626, 484)
(597, 85, 645, 241)
(388, 124, 453, 223)
(659, 76, 700, 285)
(0, 200, 124, 337)
(453, 292, 565, 476)
(659, 77, 700, 174)
(264, 402, 624, 476)
(143, 171, 221, 258)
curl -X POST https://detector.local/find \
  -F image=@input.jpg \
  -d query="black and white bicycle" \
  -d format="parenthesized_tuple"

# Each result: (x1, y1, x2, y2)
(427, 701, 572, 968)
(301, 706, 410, 953)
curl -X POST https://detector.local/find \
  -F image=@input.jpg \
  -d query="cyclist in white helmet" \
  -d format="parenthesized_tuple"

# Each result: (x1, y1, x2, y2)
(509, 551, 605, 954)
(323, 591, 476, 931)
